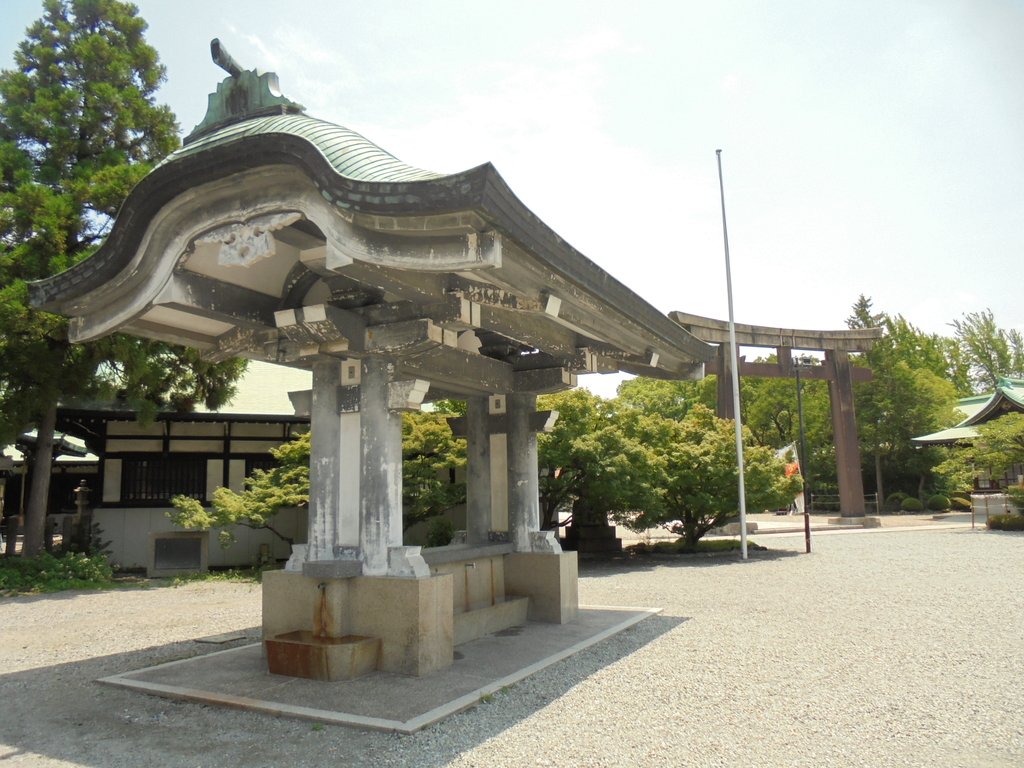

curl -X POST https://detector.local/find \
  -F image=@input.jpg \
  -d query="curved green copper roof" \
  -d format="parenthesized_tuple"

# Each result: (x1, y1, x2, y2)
(912, 378, 1024, 445)
(162, 112, 443, 184)
(29, 98, 713, 367)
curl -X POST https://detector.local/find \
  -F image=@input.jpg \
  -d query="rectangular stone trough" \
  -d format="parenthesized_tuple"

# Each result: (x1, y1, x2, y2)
(265, 631, 380, 682)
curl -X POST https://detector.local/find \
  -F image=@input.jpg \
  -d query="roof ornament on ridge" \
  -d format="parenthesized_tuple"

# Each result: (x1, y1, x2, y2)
(185, 38, 305, 145)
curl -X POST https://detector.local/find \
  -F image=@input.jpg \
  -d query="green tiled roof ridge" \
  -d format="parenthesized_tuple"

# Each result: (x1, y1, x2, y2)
(957, 379, 1024, 407)
(160, 113, 442, 183)
(998, 384, 1024, 408)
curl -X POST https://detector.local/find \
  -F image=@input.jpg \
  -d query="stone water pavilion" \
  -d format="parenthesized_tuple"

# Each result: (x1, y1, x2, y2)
(31, 45, 879, 709)
(30, 45, 715, 682)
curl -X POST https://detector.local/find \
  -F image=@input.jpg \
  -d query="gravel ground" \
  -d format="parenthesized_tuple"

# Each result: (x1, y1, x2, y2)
(1, 526, 1021, 767)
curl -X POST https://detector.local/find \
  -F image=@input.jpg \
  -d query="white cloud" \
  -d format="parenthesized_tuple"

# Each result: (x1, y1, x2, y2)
(560, 25, 624, 62)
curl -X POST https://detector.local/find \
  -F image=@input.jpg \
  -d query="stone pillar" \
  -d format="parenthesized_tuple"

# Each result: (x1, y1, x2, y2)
(827, 349, 867, 518)
(359, 357, 404, 576)
(507, 393, 540, 552)
(465, 395, 491, 546)
(307, 362, 343, 562)
(489, 396, 509, 533)
(337, 410, 361, 548)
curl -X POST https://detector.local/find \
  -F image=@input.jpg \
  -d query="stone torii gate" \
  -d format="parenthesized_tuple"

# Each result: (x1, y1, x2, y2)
(670, 312, 883, 522)
(30, 43, 714, 679)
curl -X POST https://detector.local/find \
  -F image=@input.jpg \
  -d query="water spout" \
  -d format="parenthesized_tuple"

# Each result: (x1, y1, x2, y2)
(313, 582, 331, 638)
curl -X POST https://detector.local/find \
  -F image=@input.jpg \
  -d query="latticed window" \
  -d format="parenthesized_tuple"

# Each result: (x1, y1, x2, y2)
(121, 457, 206, 502)
(245, 456, 277, 477)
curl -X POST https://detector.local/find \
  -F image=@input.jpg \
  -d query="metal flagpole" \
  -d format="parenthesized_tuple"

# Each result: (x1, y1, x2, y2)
(716, 149, 748, 560)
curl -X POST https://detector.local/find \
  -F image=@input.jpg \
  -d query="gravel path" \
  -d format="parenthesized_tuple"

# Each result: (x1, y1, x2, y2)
(1, 526, 1021, 767)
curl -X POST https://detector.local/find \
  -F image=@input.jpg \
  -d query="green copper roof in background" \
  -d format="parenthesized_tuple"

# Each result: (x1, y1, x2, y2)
(912, 378, 1024, 445)
(161, 112, 443, 184)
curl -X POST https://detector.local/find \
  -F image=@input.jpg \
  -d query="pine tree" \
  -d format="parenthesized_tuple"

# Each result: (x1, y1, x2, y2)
(0, 1, 245, 556)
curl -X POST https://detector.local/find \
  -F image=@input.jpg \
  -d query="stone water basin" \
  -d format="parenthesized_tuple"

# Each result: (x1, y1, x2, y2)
(265, 631, 380, 682)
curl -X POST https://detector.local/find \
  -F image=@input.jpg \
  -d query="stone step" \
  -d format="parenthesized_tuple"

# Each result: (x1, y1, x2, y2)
(454, 596, 529, 646)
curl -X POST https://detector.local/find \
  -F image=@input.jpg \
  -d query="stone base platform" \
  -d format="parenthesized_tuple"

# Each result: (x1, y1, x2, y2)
(99, 606, 660, 734)
(827, 516, 882, 527)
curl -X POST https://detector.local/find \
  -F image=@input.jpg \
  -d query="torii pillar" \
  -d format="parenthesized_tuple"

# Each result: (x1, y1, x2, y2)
(825, 349, 866, 520)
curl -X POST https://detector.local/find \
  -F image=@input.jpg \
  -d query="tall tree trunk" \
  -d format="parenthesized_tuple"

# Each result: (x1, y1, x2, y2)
(22, 402, 58, 557)
(874, 453, 884, 508)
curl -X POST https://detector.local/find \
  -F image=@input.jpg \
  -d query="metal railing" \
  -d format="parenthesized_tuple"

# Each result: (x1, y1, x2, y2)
(808, 492, 878, 515)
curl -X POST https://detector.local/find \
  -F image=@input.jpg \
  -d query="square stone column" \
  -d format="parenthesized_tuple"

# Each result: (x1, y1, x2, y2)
(359, 357, 404, 576)
(446, 396, 559, 553)
(507, 393, 540, 552)
(306, 362, 343, 562)
(465, 395, 491, 547)
(489, 396, 509, 533)
(358, 358, 431, 577)
(300, 361, 361, 566)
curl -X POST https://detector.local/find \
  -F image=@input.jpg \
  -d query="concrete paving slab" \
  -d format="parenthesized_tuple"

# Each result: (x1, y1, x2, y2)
(99, 606, 659, 733)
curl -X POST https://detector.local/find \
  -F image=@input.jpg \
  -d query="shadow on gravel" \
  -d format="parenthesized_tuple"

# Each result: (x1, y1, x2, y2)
(577, 546, 803, 580)
(0, 613, 686, 767)
(0, 629, 265, 768)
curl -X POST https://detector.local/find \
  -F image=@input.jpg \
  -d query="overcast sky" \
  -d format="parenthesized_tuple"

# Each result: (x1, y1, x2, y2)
(4, 0, 1022, 396)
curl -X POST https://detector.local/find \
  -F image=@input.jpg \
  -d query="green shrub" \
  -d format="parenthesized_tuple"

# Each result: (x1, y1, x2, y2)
(926, 494, 951, 511)
(884, 492, 908, 512)
(1006, 484, 1024, 510)
(628, 538, 767, 555)
(950, 494, 972, 510)
(0, 552, 114, 594)
(425, 517, 455, 548)
(900, 497, 925, 512)
(987, 513, 1024, 531)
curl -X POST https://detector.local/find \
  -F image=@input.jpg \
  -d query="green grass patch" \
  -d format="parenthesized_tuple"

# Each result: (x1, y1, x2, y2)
(0, 552, 115, 595)
(168, 567, 268, 586)
(627, 538, 767, 555)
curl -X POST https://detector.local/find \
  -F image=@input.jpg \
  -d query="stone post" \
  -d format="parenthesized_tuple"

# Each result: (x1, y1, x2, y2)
(337, 409, 361, 549)
(507, 393, 540, 552)
(307, 361, 343, 562)
(489, 396, 509, 534)
(359, 357, 404, 576)
(465, 395, 491, 546)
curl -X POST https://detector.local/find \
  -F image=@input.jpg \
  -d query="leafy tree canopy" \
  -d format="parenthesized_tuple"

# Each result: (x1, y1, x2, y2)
(170, 411, 467, 547)
(170, 432, 311, 549)
(848, 296, 962, 499)
(615, 376, 714, 422)
(621, 404, 800, 546)
(1, 0, 246, 555)
(402, 409, 466, 533)
(951, 309, 1024, 393)
(537, 389, 663, 528)
(934, 413, 1024, 496)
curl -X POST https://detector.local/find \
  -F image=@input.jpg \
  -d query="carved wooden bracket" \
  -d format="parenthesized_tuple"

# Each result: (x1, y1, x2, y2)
(196, 212, 303, 267)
